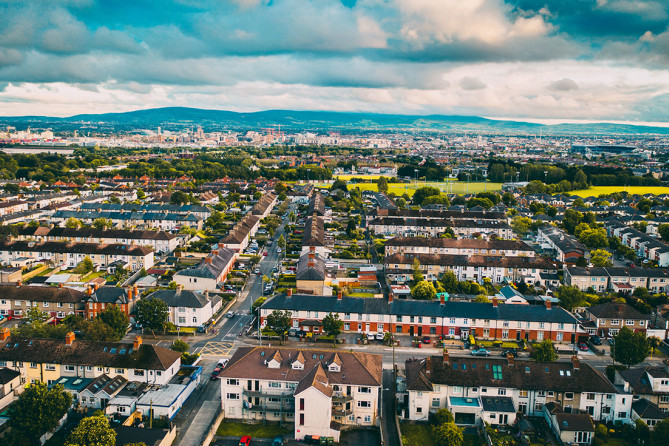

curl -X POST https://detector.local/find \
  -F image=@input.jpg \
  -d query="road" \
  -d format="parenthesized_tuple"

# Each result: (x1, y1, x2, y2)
(173, 203, 295, 445)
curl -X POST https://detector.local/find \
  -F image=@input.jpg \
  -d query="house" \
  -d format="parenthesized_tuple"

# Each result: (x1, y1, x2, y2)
(79, 374, 128, 409)
(585, 302, 650, 337)
(606, 221, 669, 267)
(384, 253, 556, 286)
(543, 401, 594, 445)
(84, 285, 136, 319)
(301, 216, 327, 257)
(261, 291, 587, 343)
(404, 353, 631, 425)
(0, 284, 87, 320)
(631, 398, 668, 429)
(615, 365, 669, 415)
(219, 346, 382, 442)
(0, 331, 181, 386)
(173, 248, 236, 292)
(296, 251, 332, 296)
(0, 367, 22, 411)
(0, 266, 22, 283)
(565, 266, 669, 294)
(368, 217, 513, 239)
(146, 287, 221, 328)
(384, 238, 535, 258)
(308, 193, 325, 217)
(537, 226, 586, 263)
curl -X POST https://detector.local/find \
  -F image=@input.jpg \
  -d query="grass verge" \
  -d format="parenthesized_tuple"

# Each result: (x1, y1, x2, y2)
(216, 420, 290, 438)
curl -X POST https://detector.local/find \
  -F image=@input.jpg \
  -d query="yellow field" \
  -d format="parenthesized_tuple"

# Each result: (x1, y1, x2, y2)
(335, 174, 385, 180)
(569, 186, 669, 197)
(343, 181, 502, 196)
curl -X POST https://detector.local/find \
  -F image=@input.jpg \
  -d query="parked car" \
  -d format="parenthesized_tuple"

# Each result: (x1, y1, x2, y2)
(376, 332, 385, 341)
(226, 311, 235, 319)
(471, 348, 492, 357)
(239, 436, 252, 446)
(421, 337, 431, 344)
(272, 436, 284, 446)
(254, 268, 261, 274)
(366, 332, 375, 341)
(217, 358, 229, 369)
(590, 335, 602, 345)
(263, 251, 268, 256)
(210, 367, 222, 380)
(578, 343, 589, 351)
(501, 348, 518, 357)
(277, 248, 282, 253)
(287, 328, 300, 337)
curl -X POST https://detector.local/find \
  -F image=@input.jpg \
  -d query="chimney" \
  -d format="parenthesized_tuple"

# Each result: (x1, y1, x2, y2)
(212, 249, 219, 256)
(507, 353, 515, 367)
(134, 336, 142, 349)
(443, 349, 450, 365)
(58, 283, 63, 288)
(545, 299, 552, 310)
(176, 284, 183, 293)
(65, 332, 75, 346)
(492, 297, 498, 308)
(310, 246, 315, 253)
(205, 257, 212, 264)
(127, 286, 133, 301)
(287, 288, 292, 297)
(388, 293, 394, 303)
(308, 260, 315, 268)
(308, 252, 315, 260)
(133, 284, 138, 296)
(337, 289, 343, 301)
(571, 355, 580, 370)
(0, 328, 9, 342)
(86, 287, 92, 296)
(94, 283, 99, 291)
(440, 294, 445, 305)
(16, 280, 21, 287)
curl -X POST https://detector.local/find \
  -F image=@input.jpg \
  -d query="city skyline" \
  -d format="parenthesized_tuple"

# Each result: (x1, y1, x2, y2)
(1, 1, 669, 123)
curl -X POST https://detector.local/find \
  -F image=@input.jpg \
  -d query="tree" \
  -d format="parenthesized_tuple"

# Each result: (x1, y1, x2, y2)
(136, 188, 146, 200)
(84, 319, 118, 342)
(651, 419, 669, 446)
(395, 197, 407, 209)
(278, 234, 286, 250)
(575, 256, 588, 267)
(97, 306, 129, 340)
(171, 339, 190, 353)
(649, 336, 662, 358)
(563, 209, 584, 234)
(636, 419, 651, 446)
(612, 326, 650, 368)
(266, 310, 292, 344)
(659, 224, 669, 243)
(474, 295, 490, 303)
(135, 298, 169, 337)
(92, 218, 113, 230)
(412, 258, 424, 286)
(533, 339, 558, 362)
(9, 382, 72, 444)
(66, 217, 83, 229)
(65, 414, 116, 446)
(323, 312, 344, 347)
(431, 408, 455, 425)
(579, 227, 608, 248)
(75, 257, 95, 275)
(412, 186, 441, 205)
(434, 422, 463, 446)
(555, 286, 584, 311)
(590, 249, 613, 267)
(511, 216, 532, 236)
(441, 270, 458, 293)
(26, 306, 48, 324)
(376, 176, 389, 193)
(412, 280, 437, 300)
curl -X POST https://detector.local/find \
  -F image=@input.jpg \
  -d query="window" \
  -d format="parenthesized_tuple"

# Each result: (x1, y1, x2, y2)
(269, 382, 281, 388)
(618, 412, 627, 419)
(359, 387, 371, 393)
(611, 319, 620, 325)
(358, 401, 371, 408)
(134, 370, 145, 376)
(586, 393, 595, 400)
(492, 365, 503, 380)
(565, 392, 574, 400)
(300, 413, 304, 425)
(502, 330, 509, 339)
(449, 318, 456, 324)
(519, 390, 528, 398)
(625, 320, 634, 326)
(226, 393, 239, 400)
(364, 415, 371, 423)
(65, 365, 75, 372)
(416, 407, 422, 413)
(227, 379, 239, 386)
(430, 317, 436, 324)
(45, 364, 55, 371)
(498, 388, 507, 396)
(534, 402, 543, 411)
(432, 398, 440, 407)
(547, 391, 555, 397)
(29, 362, 37, 369)
(300, 398, 305, 410)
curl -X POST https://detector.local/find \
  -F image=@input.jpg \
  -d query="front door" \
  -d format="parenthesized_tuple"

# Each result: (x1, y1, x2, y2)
(418, 326, 423, 336)
(409, 326, 414, 336)
(365, 323, 370, 332)
(516, 331, 521, 341)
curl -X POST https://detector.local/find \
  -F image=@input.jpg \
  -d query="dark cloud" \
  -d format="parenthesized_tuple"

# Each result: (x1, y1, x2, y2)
(459, 77, 487, 91)
(548, 78, 579, 91)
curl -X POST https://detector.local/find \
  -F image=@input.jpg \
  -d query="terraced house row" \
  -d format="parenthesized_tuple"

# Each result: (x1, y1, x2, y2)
(261, 291, 587, 342)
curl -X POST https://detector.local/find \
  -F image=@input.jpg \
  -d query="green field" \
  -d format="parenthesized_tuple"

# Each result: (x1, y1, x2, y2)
(216, 420, 290, 438)
(569, 186, 669, 197)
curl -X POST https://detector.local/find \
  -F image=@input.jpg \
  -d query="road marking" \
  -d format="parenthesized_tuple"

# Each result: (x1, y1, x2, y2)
(200, 341, 235, 357)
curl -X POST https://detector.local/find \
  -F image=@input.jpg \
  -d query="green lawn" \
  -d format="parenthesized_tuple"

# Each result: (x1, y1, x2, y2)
(216, 420, 290, 438)
(81, 271, 105, 282)
(401, 423, 436, 446)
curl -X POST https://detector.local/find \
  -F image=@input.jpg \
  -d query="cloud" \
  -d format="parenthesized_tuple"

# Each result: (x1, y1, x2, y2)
(459, 77, 487, 91)
(548, 78, 579, 91)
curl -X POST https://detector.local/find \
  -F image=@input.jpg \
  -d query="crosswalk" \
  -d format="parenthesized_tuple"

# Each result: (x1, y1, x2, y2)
(200, 341, 235, 357)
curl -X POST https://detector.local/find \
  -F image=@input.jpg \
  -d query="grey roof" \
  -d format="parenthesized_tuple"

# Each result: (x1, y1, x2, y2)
(296, 253, 326, 281)
(481, 396, 516, 413)
(174, 248, 235, 280)
(0, 367, 20, 384)
(632, 398, 668, 420)
(148, 289, 210, 308)
(263, 294, 579, 324)
(88, 286, 128, 304)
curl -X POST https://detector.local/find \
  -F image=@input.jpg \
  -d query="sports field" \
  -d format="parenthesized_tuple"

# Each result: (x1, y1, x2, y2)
(343, 180, 502, 196)
(569, 186, 669, 197)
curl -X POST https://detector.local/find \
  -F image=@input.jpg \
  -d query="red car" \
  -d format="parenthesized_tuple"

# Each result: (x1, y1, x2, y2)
(210, 367, 222, 380)
(263, 251, 268, 256)
(578, 343, 588, 351)
(239, 436, 252, 446)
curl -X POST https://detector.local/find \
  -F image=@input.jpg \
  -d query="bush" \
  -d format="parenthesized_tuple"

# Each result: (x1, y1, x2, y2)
(595, 423, 608, 438)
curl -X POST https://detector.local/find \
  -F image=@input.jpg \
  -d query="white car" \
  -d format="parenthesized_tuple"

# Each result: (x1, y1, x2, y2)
(277, 248, 282, 253)
(217, 358, 229, 369)
(366, 332, 375, 341)
(376, 332, 385, 341)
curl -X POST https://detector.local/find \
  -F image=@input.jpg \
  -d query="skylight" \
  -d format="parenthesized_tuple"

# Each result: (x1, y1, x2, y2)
(492, 365, 503, 380)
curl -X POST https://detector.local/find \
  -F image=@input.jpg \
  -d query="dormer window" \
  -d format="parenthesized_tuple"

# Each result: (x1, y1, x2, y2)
(328, 363, 341, 372)
(292, 361, 304, 370)
(267, 359, 280, 369)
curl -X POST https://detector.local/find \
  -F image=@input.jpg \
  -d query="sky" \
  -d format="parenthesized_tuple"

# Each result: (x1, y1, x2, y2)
(1, 0, 669, 122)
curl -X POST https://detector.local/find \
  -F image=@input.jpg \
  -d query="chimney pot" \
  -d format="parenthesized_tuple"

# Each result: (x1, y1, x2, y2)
(388, 293, 394, 303)
(337, 290, 343, 301)
(134, 336, 142, 349)
(440, 294, 445, 305)
(133, 284, 138, 295)
(492, 297, 498, 308)
(571, 355, 580, 370)
(287, 288, 292, 297)
(545, 299, 552, 310)
(16, 281, 22, 287)
(65, 332, 75, 345)
(176, 284, 183, 293)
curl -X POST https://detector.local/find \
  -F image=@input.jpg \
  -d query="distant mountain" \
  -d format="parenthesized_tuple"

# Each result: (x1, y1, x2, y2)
(1, 106, 668, 135)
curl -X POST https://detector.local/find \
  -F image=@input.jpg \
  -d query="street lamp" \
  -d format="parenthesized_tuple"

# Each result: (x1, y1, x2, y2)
(544, 170, 548, 185)
(307, 168, 311, 184)
(414, 169, 418, 185)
